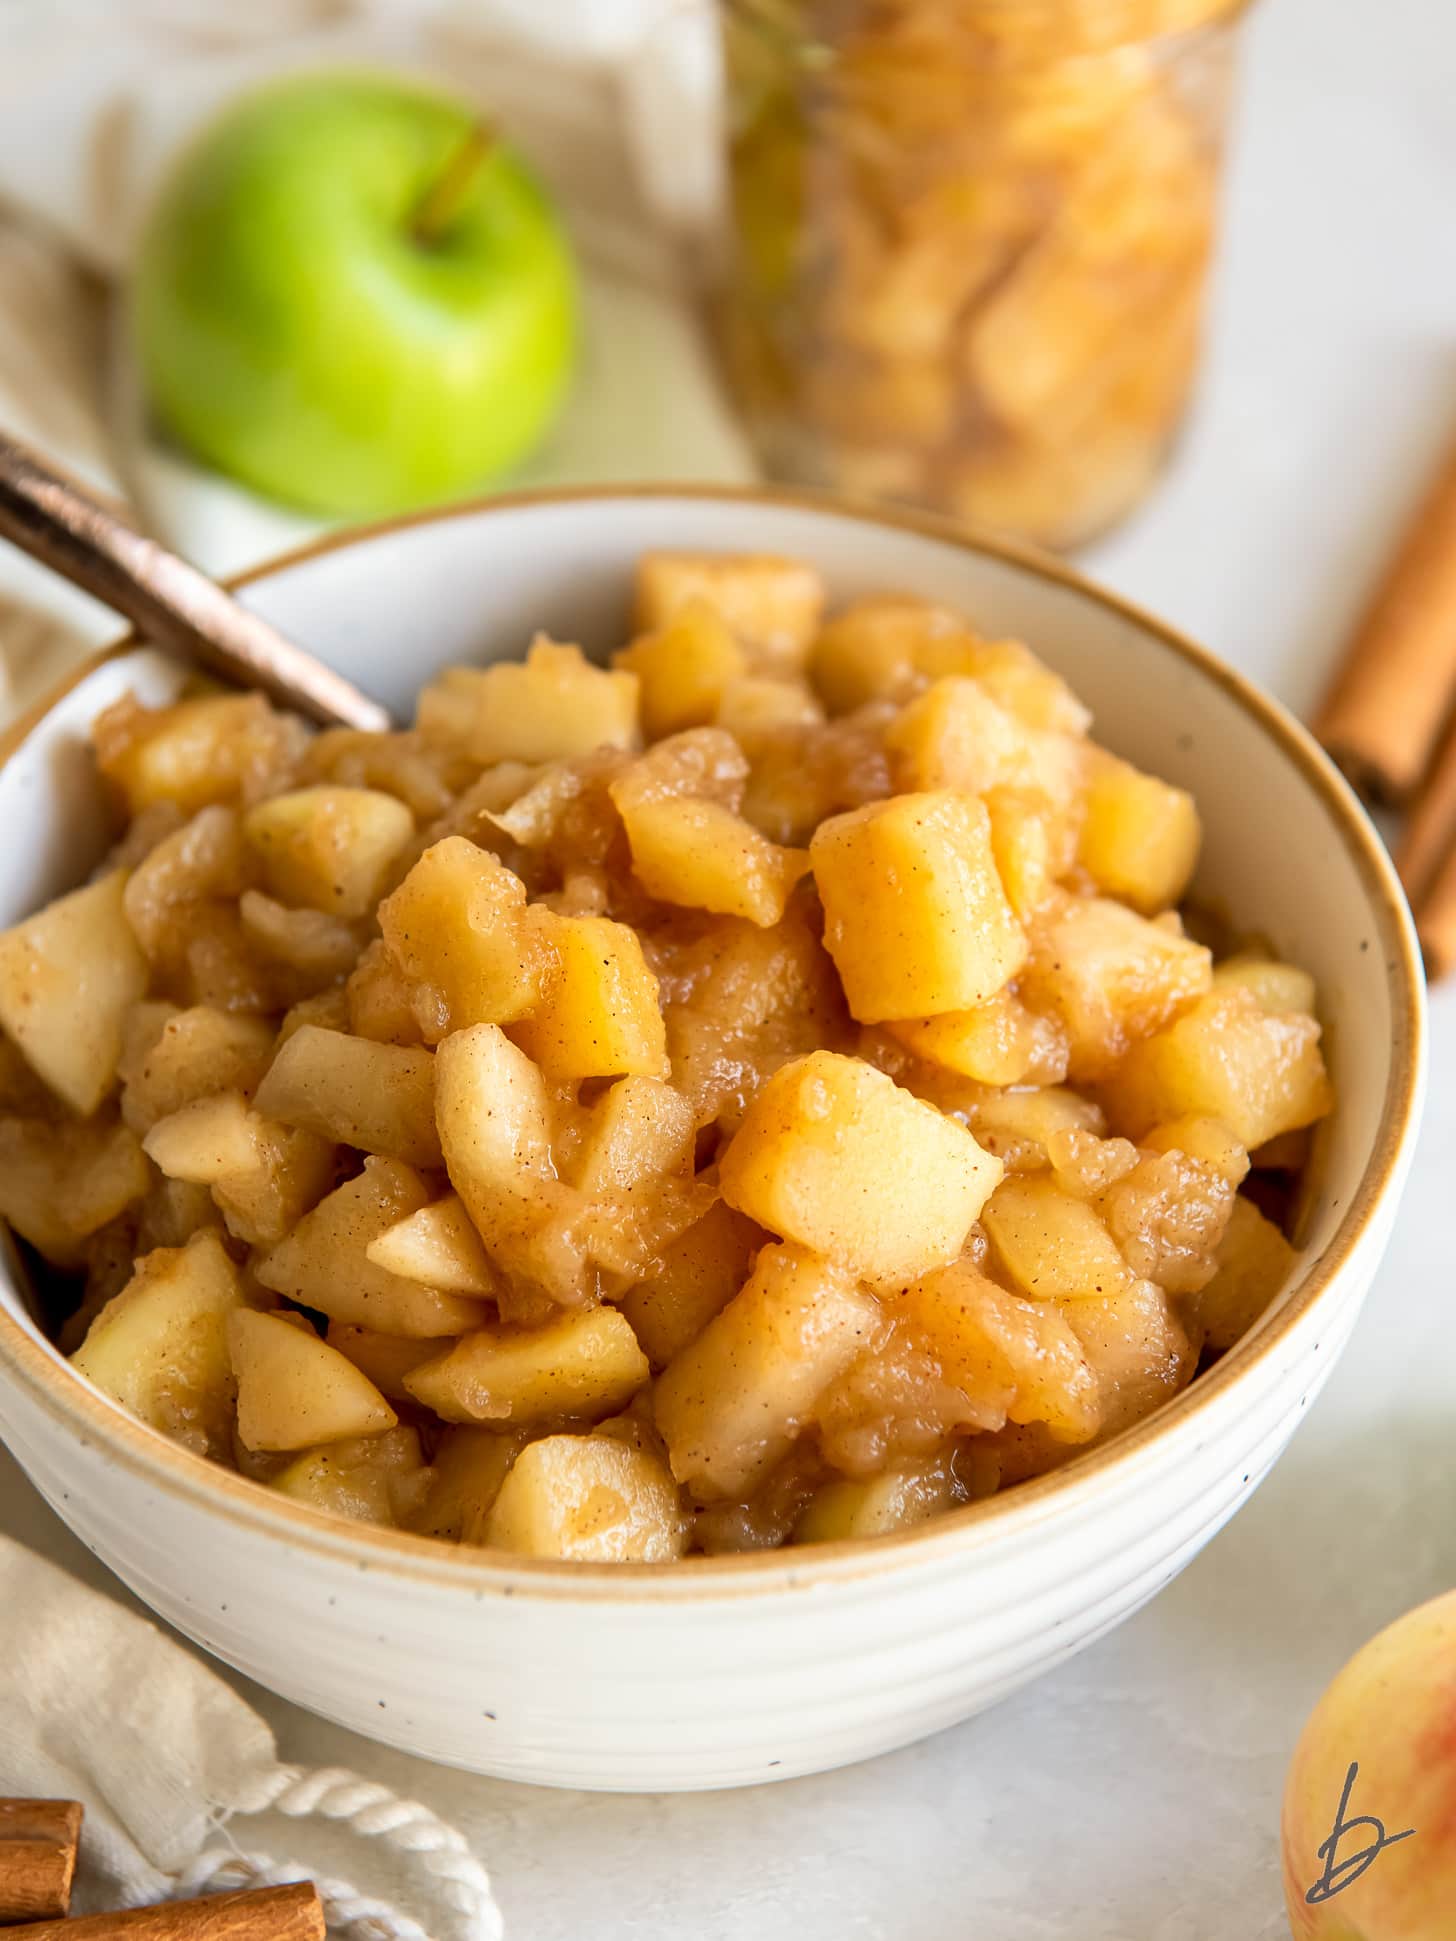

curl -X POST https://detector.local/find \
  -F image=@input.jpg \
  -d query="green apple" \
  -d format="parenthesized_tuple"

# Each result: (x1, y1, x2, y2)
(132, 71, 579, 516)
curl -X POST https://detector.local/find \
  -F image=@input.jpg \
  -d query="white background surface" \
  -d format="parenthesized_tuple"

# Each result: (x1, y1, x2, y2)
(3, 0, 1456, 1933)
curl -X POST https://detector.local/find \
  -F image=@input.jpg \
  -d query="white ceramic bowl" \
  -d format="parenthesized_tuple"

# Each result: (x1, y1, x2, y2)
(0, 488, 1426, 1792)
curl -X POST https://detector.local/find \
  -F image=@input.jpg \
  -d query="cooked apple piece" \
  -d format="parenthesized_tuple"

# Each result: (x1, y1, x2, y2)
(607, 726, 749, 816)
(654, 1242, 879, 1500)
(325, 1323, 457, 1402)
(230, 1309, 396, 1453)
(714, 676, 823, 742)
(573, 1076, 696, 1197)
(484, 1432, 688, 1561)
(93, 691, 301, 816)
(71, 1229, 243, 1458)
(811, 595, 980, 714)
(513, 913, 667, 1080)
(1184, 1194, 1297, 1352)
(952, 639, 1089, 736)
(1142, 1115, 1250, 1187)
(1101, 987, 1333, 1148)
(965, 1085, 1106, 1170)
(142, 1090, 334, 1249)
(365, 1193, 495, 1296)
(417, 638, 640, 764)
(344, 939, 423, 1046)
(1078, 753, 1201, 915)
(985, 786, 1068, 922)
(0, 870, 149, 1115)
(435, 1022, 553, 1209)
(612, 597, 748, 740)
(413, 1427, 522, 1542)
(633, 552, 824, 674)
(1064, 1278, 1196, 1440)
(892, 1262, 1101, 1440)
(811, 792, 1027, 1021)
(794, 1448, 961, 1543)
(0, 1117, 149, 1262)
(404, 1307, 649, 1426)
(887, 677, 1078, 801)
(888, 992, 1068, 1086)
(1100, 1148, 1236, 1294)
(982, 1173, 1136, 1300)
(719, 1050, 1001, 1284)
(1211, 952, 1318, 1016)
(118, 1004, 275, 1134)
(254, 1025, 442, 1168)
(243, 785, 414, 919)
(378, 836, 547, 1032)
(617, 1199, 764, 1370)
(273, 1425, 429, 1527)
(1022, 895, 1212, 1081)
(1045, 1127, 1140, 1199)
(622, 796, 810, 928)
(279, 987, 350, 1042)
(256, 1158, 490, 1336)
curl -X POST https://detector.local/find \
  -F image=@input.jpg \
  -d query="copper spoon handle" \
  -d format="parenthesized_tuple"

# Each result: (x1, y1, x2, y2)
(0, 432, 392, 731)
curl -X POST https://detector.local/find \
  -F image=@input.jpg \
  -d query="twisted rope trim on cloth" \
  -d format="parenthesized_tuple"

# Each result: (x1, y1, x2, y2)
(168, 1763, 504, 1941)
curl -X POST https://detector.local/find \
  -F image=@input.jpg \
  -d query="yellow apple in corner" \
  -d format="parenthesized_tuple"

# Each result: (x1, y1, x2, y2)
(1283, 1589, 1456, 1938)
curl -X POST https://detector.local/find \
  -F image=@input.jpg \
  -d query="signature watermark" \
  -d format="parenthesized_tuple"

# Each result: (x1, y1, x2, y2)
(1305, 1761, 1415, 1905)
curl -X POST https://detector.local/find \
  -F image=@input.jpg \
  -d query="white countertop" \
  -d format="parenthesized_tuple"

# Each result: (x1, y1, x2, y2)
(4, 0, 1455, 1932)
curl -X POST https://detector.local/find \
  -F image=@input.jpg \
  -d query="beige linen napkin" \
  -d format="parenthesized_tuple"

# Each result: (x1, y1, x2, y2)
(0, 1533, 503, 1940)
(0, 0, 739, 714)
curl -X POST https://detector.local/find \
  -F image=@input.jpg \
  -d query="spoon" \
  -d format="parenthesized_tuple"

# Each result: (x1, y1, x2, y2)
(0, 431, 393, 731)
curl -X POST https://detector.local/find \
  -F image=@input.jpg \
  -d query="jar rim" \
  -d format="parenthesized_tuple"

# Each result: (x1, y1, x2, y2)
(720, 0, 1254, 61)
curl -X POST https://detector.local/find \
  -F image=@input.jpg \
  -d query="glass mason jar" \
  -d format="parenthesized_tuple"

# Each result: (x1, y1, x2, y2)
(716, 0, 1246, 550)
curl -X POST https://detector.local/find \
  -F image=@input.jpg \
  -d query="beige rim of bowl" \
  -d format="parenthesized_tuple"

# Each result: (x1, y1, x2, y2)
(0, 484, 1426, 1598)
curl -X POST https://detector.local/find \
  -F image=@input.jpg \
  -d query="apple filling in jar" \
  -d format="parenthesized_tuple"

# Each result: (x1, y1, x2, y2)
(0, 551, 1329, 1560)
(717, 0, 1245, 549)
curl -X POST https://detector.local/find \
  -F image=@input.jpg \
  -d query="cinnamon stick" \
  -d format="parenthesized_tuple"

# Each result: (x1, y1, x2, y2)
(0, 1801, 82, 1924)
(3, 1883, 324, 1941)
(1396, 710, 1456, 903)
(1415, 833, 1456, 981)
(1314, 437, 1456, 804)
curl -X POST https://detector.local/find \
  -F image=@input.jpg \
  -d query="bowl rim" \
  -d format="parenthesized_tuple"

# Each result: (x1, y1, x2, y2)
(0, 481, 1427, 1598)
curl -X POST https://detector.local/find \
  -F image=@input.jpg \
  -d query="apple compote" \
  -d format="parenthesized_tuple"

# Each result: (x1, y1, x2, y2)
(718, 0, 1245, 548)
(0, 550, 1329, 1560)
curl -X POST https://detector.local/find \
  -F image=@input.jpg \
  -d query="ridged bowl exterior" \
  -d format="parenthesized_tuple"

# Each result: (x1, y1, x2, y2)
(0, 489, 1424, 1791)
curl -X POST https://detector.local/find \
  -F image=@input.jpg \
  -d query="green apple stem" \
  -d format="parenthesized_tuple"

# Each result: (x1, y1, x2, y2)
(412, 122, 495, 245)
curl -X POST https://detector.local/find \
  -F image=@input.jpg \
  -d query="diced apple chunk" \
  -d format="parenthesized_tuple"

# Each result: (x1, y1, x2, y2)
(812, 596, 980, 714)
(273, 1426, 429, 1527)
(654, 1243, 879, 1500)
(484, 1433, 688, 1561)
(811, 792, 1027, 1022)
(721, 1050, 1001, 1283)
(623, 795, 811, 927)
(512, 914, 666, 1080)
(142, 1091, 334, 1250)
(254, 1025, 442, 1168)
(94, 691, 300, 815)
(891, 1262, 1101, 1440)
(888, 991, 1068, 1086)
(1077, 754, 1201, 914)
(1184, 1194, 1297, 1351)
(1101, 988, 1333, 1148)
(71, 1229, 243, 1457)
(417, 638, 639, 763)
(634, 553, 824, 674)
(326, 1324, 457, 1401)
(243, 785, 414, 919)
(412, 1427, 522, 1541)
(404, 1307, 649, 1426)
(1142, 1115, 1250, 1187)
(378, 836, 547, 1031)
(0, 870, 148, 1115)
(887, 677, 1077, 802)
(1064, 1279, 1196, 1440)
(982, 1174, 1136, 1300)
(365, 1194, 496, 1295)
(617, 1199, 764, 1370)
(0, 1117, 149, 1262)
(1022, 895, 1212, 1080)
(256, 1158, 491, 1336)
(795, 1449, 962, 1543)
(612, 598, 747, 739)
(1211, 953, 1318, 1017)
(118, 1005, 275, 1133)
(230, 1309, 396, 1452)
